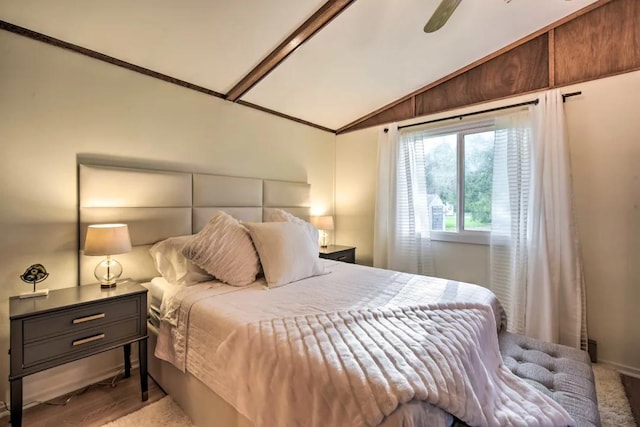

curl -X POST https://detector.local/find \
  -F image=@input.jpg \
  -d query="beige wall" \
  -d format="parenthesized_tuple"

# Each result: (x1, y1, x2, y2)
(0, 30, 335, 405)
(336, 70, 640, 374)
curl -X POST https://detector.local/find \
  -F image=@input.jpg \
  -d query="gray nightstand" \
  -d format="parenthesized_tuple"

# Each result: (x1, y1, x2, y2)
(319, 245, 356, 263)
(9, 282, 148, 427)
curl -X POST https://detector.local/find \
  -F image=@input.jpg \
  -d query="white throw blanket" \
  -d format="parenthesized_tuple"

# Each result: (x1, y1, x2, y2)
(216, 302, 574, 427)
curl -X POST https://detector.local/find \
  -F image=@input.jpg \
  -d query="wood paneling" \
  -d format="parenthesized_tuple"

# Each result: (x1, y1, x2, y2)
(415, 36, 548, 117)
(554, 0, 640, 85)
(548, 28, 556, 87)
(336, 1, 611, 135)
(337, 0, 640, 135)
(346, 98, 414, 133)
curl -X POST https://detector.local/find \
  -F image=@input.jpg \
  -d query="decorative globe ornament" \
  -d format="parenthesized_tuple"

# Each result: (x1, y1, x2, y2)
(19, 263, 50, 298)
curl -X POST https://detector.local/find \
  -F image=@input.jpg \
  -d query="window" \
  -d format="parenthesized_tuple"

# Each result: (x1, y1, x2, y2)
(408, 121, 495, 244)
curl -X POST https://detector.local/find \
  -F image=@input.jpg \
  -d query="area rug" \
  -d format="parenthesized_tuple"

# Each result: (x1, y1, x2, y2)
(593, 364, 637, 427)
(104, 364, 635, 426)
(101, 396, 193, 427)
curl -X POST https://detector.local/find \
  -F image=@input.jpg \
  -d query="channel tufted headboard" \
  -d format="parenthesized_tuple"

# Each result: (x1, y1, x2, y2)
(78, 164, 311, 285)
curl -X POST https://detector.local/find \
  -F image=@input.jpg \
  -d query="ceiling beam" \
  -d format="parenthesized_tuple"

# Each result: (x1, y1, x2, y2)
(225, 0, 356, 102)
(0, 20, 336, 134)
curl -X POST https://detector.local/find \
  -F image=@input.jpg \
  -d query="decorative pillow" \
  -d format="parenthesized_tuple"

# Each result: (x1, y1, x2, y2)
(149, 235, 212, 286)
(244, 221, 324, 288)
(267, 208, 319, 247)
(182, 211, 260, 287)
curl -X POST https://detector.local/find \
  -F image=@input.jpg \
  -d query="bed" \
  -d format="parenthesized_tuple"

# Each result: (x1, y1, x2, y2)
(78, 163, 600, 427)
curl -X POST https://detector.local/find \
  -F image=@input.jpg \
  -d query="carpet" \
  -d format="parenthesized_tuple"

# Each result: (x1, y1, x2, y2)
(102, 396, 193, 427)
(104, 364, 635, 426)
(593, 364, 637, 427)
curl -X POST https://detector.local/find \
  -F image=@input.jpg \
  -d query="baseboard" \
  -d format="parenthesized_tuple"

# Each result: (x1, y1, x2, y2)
(598, 358, 640, 378)
(0, 346, 140, 419)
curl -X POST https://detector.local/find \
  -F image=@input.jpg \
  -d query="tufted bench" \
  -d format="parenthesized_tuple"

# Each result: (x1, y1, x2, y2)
(498, 332, 601, 427)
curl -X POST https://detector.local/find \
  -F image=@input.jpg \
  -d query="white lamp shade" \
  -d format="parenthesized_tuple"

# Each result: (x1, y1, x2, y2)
(84, 224, 132, 256)
(311, 215, 334, 231)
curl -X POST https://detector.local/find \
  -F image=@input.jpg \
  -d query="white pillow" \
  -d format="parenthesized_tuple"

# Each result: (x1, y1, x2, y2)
(182, 211, 260, 287)
(267, 208, 319, 247)
(149, 236, 212, 286)
(244, 221, 324, 288)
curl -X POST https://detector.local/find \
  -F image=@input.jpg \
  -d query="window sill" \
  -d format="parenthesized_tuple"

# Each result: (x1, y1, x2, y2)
(430, 230, 489, 245)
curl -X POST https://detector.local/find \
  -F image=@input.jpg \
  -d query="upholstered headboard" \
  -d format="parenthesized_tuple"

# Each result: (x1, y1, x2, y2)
(78, 164, 310, 285)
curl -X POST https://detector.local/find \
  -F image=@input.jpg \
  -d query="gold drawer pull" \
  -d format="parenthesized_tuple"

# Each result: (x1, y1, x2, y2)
(72, 333, 105, 346)
(73, 313, 106, 324)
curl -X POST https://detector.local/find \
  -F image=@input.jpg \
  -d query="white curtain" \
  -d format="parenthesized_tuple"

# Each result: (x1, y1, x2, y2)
(527, 89, 587, 349)
(374, 125, 434, 275)
(490, 89, 587, 349)
(490, 110, 532, 336)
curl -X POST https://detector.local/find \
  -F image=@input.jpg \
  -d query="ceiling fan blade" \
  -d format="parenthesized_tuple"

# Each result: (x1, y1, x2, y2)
(424, 0, 462, 33)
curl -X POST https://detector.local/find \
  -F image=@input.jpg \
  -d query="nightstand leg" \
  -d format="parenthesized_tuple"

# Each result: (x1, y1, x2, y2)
(10, 378, 22, 427)
(123, 343, 131, 378)
(139, 338, 148, 401)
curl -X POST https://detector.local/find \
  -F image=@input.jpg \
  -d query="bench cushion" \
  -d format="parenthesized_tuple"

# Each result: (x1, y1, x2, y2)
(499, 332, 601, 427)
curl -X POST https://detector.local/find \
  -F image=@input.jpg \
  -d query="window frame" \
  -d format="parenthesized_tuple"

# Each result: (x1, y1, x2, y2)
(417, 121, 496, 245)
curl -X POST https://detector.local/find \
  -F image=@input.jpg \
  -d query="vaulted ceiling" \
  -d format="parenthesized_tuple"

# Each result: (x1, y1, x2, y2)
(0, 0, 600, 132)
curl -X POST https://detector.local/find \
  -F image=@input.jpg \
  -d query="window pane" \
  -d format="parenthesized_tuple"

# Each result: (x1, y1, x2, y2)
(423, 134, 457, 231)
(464, 131, 494, 231)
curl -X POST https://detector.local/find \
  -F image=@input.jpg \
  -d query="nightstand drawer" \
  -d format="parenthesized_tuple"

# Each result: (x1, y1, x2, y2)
(23, 317, 141, 368)
(319, 245, 356, 263)
(23, 296, 140, 343)
(332, 250, 355, 263)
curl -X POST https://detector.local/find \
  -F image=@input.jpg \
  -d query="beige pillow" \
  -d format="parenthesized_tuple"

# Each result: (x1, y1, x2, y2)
(182, 211, 260, 287)
(244, 221, 324, 288)
(267, 208, 319, 247)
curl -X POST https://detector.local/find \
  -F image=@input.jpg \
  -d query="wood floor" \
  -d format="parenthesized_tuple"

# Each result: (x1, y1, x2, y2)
(0, 370, 165, 427)
(621, 374, 640, 425)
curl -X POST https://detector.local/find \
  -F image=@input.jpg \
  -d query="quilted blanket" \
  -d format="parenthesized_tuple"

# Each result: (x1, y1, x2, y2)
(216, 302, 574, 427)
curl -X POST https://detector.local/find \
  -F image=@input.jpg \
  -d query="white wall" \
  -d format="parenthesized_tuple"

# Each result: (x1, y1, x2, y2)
(0, 30, 336, 406)
(336, 70, 640, 374)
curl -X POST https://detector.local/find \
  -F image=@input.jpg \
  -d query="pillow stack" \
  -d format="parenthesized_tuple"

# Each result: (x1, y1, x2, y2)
(150, 209, 324, 289)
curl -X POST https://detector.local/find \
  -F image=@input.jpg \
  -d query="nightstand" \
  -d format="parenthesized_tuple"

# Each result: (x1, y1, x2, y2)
(319, 245, 356, 263)
(8, 282, 148, 427)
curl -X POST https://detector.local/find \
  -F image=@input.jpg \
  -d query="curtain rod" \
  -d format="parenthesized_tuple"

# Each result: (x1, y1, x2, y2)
(384, 91, 582, 133)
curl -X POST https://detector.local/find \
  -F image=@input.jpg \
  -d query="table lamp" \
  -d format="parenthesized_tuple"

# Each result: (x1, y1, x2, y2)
(84, 224, 132, 288)
(311, 215, 334, 248)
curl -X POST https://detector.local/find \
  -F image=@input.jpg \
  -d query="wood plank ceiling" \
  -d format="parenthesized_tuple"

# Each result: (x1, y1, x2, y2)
(1, 0, 638, 134)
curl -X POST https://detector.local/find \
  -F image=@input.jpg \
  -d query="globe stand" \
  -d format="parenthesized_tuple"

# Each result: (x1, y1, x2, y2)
(19, 264, 50, 299)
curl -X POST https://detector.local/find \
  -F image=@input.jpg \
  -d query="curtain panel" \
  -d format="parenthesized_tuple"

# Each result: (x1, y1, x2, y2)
(490, 110, 532, 336)
(527, 90, 587, 349)
(489, 90, 587, 350)
(374, 125, 434, 276)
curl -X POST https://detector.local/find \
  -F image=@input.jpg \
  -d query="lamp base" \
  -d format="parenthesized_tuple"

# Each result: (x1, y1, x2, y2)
(95, 257, 123, 288)
(19, 289, 49, 299)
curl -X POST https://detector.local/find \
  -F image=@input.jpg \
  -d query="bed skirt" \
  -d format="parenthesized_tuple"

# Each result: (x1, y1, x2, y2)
(148, 324, 253, 427)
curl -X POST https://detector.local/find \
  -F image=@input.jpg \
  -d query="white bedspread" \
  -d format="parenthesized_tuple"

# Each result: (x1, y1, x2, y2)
(218, 303, 573, 427)
(155, 260, 515, 425)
